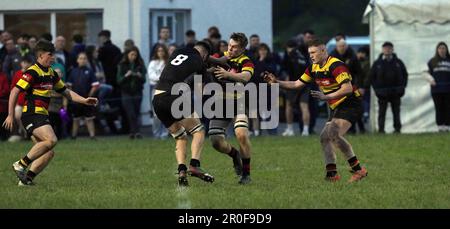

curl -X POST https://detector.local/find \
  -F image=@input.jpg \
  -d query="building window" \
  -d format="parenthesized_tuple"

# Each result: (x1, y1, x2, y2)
(56, 12, 103, 48)
(4, 13, 51, 39)
(3, 11, 102, 50)
(150, 10, 191, 50)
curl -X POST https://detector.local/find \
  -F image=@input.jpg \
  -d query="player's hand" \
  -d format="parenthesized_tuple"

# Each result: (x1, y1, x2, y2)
(262, 71, 277, 84)
(2, 115, 15, 132)
(125, 70, 133, 77)
(310, 90, 329, 101)
(214, 66, 229, 80)
(84, 97, 98, 106)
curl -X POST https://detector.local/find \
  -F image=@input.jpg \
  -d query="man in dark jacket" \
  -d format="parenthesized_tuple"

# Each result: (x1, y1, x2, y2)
(369, 42, 408, 133)
(98, 30, 122, 89)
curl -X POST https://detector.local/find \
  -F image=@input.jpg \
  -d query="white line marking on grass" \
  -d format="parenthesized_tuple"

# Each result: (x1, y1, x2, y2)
(175, 186, 192, 209)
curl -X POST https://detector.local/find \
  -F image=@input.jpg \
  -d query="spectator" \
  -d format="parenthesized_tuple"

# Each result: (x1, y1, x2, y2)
(252, 43, 277, 136)
(85, 45, 113, 113)
(8, 56, 34, 141)
(181, 30, 197, 49)
(426, 42, 450, 132)
(117, 46, 146, 139)
(97, 29, 122, 89)
(0, 65, 10, 141)
(168, 43, 178, 57)
(66, 52, 99, 139)
(334, 32, 346, 42)
(207, 26, 220, 38)
(297, 29, 315, 62)
(150, 27, 172, 57)
(48, 65, 67, 139)
(70, 34, 86, 68)
(219, 40, 228, 54)
(28, 35, 38, 52)
(0, 31, 13, 64)
(370, 41, 408, 133)
(54, 35, 71, 72)
(147, 44, 169, 139)
(356, 46, 371, 122)
(17, 34, 31, 58)
(208, 32, 221, 55)
(247, 34, 260, 61)
(2, 38, 21, 81)
(123, 39, 135, 53)
(39, 33, 53, 42)
(281, 39, 310, 136)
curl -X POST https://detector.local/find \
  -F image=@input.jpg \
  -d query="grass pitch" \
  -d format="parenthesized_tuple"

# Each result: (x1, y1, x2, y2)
(0, 133, 449, 208)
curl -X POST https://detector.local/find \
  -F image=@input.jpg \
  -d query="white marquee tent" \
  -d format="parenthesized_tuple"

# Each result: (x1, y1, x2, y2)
(364, 0, 450, 133)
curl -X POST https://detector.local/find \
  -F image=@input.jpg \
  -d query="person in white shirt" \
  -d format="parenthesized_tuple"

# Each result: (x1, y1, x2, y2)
(148, 44, 169, 138)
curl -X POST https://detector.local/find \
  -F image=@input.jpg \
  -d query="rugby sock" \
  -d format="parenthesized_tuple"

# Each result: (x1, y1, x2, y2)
(26, 170, 37, 181)
(190, 159, 200, 168)
(242, 158, 251, 176)
(326, 164, 337, 177)
(348, 156, 362, 171)
(178, 164, 187, 173)
(228, 147, 239, 158)
(19, 156, 32, 168)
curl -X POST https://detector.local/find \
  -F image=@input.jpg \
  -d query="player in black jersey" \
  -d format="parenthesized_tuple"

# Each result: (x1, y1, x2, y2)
(152, 41, 214, 186)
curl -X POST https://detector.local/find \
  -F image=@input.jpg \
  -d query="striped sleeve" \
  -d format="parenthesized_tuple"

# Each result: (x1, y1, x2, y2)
(52, 70, 67, 93)
(241, 58, 254, 76)
(330, 61, 352, 84)
(16, 70, 37, 91)
(299, 66, 313, 83)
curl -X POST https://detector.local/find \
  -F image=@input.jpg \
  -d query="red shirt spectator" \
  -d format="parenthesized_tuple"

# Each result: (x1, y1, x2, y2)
(11, 70, 26, 106)
(0, 71, 10, 113)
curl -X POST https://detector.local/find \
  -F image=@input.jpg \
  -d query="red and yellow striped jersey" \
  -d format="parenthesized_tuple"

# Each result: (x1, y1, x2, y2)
(15, 63, 66, 115)
(224, 51, 254, 76)
(299, 56, 360, 109)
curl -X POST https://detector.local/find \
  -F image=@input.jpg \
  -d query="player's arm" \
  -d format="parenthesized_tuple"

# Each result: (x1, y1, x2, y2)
(311, 80, 353, 101)
(214, 66, 252, 83)
(208, 55, 228, 65)
(2, 87, 20, 131)
(61, 88, 98, 106)
(263, 71, 306, 90)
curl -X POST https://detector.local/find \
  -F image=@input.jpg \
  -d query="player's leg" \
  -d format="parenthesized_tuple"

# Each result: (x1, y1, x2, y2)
(26, 134, 55, 184)
(209, 119, 243, 176)
(319, 122, 339, 181)
(13, 124, 58, 185)
(234, 114, 252, 184)
(329, 118, 367, 183)
(167, 121, 189, 186)
(181, 115, 214, 183)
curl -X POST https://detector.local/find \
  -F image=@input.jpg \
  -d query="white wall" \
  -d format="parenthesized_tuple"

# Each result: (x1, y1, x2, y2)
(140, 0, 273, 62)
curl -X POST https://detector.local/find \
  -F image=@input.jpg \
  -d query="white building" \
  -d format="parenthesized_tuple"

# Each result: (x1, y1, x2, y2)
(0, 0, 273, 126)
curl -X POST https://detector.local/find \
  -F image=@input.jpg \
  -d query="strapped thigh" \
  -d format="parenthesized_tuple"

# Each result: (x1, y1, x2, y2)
(187, 123, 204, 135)
(171, 127, 187, 139)
(234, 114, 249, 130)
(208, 119, 230, 137)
